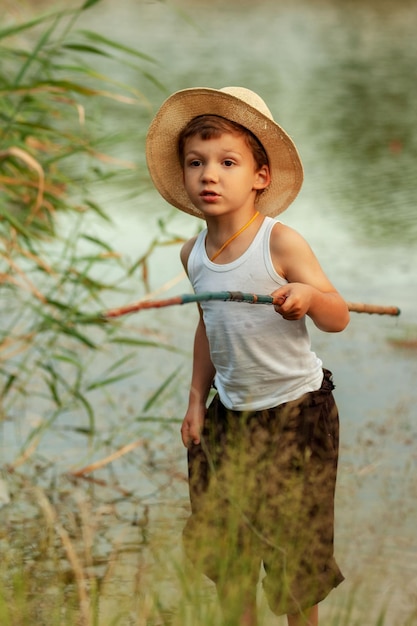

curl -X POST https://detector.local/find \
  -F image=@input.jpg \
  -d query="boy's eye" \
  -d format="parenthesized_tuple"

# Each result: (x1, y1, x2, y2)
(223, 159, 234, 167)
(188, 159, 202, 167)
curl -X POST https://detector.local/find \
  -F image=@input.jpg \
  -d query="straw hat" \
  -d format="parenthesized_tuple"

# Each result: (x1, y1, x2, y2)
(145, 86, 303, 218)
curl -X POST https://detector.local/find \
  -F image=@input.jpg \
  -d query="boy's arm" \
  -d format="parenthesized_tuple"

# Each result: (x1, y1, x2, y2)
(181, 308, 215, 447)
(270, 223, 350, 332)
(180, 237, 215, 447)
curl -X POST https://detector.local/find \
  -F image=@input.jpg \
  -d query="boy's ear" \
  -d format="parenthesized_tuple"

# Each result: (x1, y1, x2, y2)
(254, 164, 271, 191)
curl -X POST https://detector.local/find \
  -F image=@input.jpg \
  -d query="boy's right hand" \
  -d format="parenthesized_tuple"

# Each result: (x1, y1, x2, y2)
(181, 406, 205, 447)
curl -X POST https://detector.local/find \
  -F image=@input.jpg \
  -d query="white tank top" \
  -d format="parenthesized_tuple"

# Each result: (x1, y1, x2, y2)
(187, 217, 323, 411)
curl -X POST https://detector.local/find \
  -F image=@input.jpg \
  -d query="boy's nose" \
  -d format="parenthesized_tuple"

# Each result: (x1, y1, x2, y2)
(201, 164, 218, 182)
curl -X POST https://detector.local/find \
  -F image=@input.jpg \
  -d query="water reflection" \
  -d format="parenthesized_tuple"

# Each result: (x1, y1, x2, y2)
(71, 0, 417, 246)
(304, 25, 417, 243)
(6, 3, 417, 621)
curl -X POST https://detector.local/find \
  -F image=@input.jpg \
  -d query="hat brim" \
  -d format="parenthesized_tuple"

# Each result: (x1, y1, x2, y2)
(146, 87, 303, 218)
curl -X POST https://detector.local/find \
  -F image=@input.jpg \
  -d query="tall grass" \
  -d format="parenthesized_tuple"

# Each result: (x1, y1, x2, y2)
(1, 3, 415, 625)
(0, 2, 193, 621)
(0, 0, 184, 468)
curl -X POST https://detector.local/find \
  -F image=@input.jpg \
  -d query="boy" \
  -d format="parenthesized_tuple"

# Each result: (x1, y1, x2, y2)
(146, 87, 349, 626)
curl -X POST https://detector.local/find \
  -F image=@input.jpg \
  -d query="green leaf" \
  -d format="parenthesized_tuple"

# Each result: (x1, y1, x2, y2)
(39, 314, 98, 348)
(81, 0, 103, 9)
(61, 327, 97, 349)
(34, 79, 103, 96)
(44, 375, 62, 407)
(143, 369, 181, 412)
(0, 206, 33, 239)
(0, 12, 61, 41)
(109, 337, 183, 353)
(84, 200, 112, 222)
(86, 369, 139, 391)
(133, 415, 182, 424)
(62, 43, 111, 57)
(52, 353, 83, 368)
(1, 373, 17, 399)
(12, 13, 61, 87)
(40, 361, 96, 432)
(100, 353, 135, 376)
(78, 30, 157, 64)
(45, 298, 78, 313)
(81, 234, 115, 252)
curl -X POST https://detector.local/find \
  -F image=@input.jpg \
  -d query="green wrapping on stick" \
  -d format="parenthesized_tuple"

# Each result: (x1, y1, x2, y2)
(102, 291, 401, 319)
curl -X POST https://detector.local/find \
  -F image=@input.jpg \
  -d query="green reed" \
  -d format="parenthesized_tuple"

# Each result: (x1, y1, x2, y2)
(1, 3, 415, 626)
(0, 0, 187, 626)
(1, 439, 416, 626)
(0, 5, 192, 620)
(0, 0, 185, 469)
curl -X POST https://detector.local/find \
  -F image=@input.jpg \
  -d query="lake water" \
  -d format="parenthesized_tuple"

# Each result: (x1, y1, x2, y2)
(6, 0, 417, 623)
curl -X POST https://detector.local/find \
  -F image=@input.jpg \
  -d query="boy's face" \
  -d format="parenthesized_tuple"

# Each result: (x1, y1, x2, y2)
(182, 131, 270, 218)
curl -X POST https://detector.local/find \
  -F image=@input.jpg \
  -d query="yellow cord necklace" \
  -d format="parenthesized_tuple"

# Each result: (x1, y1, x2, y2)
(210, 211, 260, 262)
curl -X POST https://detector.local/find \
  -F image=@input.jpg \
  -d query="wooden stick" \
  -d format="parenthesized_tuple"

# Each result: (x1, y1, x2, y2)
(102, 291, 400, 319)
(345, 302, 400, 316)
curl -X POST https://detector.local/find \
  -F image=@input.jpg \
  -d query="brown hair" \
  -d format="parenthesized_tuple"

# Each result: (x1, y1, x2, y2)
(178, 114, 269, 171)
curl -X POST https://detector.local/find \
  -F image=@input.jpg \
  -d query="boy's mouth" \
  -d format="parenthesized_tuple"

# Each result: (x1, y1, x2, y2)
(201, 190, 219, 198)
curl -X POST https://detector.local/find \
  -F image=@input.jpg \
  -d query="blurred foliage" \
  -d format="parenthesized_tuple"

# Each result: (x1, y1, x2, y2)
(0, 0, 183, 466)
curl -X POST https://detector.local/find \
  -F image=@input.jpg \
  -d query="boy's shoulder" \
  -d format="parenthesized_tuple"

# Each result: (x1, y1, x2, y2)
(180, 234, 200, 273)
(269, 221, 315, 280)
(270, 221, 307, 252)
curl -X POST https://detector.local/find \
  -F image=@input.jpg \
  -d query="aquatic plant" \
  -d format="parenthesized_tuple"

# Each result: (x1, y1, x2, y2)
(1, 2, 415, 625)
(0, 0, 183, 472)
(0, 4, 192, 620)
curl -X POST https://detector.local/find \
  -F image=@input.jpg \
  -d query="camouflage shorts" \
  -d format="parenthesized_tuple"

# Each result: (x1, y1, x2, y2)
(183, 369, 344, 615)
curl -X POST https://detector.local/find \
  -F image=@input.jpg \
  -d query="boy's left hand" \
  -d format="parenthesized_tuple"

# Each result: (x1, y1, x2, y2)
(271, 283, 313, 320)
